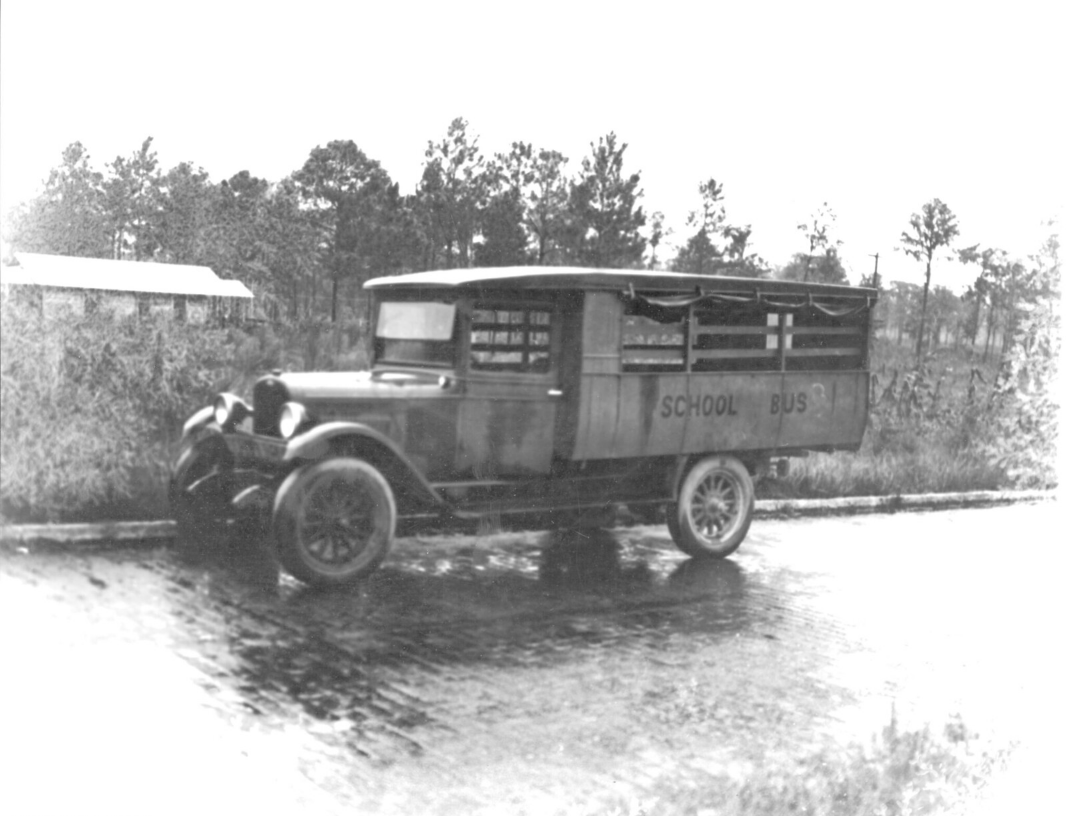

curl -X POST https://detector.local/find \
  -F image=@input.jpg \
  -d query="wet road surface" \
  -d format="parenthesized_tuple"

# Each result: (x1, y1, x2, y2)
(1, 501, 1060, 814)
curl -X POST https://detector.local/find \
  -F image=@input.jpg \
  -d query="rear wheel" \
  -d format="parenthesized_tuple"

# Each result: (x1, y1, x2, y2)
(669, 455, 754, 558)
(274, 458, 396, 586)
(169, 436, 233, 546)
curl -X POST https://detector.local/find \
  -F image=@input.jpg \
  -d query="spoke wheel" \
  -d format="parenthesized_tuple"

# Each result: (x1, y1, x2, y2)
(669, 456, 754, 558)
(274, 458, 396, 586)
(169, 436, 233, 546)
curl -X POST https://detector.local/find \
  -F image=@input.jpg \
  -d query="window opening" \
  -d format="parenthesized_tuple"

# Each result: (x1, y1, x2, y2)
(374, 301, 457, 368)
(784, 309, 865, 371)
(622, 308, 686, 372)
(470, 306, 552, 373)
(691, 302, 779, 372)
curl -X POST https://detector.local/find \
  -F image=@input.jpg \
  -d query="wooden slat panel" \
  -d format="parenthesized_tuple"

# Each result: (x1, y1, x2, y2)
(691, 349, 778, 360)
(622, 348, 685, 362)
(693, 325, 777, 336)
(787, 326, 863, 336)
(785, 348, 862, 357)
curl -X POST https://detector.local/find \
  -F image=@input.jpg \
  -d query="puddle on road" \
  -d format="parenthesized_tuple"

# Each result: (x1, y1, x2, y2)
(155, 526, 774, 764)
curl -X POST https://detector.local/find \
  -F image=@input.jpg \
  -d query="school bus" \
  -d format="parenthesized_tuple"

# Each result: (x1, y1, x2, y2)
(171, 268, 877, 586)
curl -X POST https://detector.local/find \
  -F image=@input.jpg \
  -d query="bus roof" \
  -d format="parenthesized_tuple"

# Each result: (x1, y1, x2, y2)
(364, 266, 875, 299)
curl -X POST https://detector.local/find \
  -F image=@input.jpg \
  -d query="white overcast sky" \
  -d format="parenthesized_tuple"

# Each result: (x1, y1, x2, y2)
(1, 0, 1062, 289)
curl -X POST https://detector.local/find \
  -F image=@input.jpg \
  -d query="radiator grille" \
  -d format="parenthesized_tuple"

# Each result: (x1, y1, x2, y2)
(252, 377, 290, 436)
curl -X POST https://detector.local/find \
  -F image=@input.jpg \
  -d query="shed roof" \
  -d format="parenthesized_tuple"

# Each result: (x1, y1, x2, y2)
(364, 266, 873, 299)
(1, 253, 253, 298)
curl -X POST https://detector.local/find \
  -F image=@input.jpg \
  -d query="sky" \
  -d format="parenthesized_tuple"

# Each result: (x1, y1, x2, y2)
(1, 0, 1062, 290)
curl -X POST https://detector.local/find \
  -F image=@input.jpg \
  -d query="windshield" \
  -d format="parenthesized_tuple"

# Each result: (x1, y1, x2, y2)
(374, 301, 456, 367)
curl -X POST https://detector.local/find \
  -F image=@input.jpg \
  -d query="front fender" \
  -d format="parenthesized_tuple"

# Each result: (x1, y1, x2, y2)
(178, 405, 221, 448)
(181, 405, 215, 441)
(284, 422, 443, 506)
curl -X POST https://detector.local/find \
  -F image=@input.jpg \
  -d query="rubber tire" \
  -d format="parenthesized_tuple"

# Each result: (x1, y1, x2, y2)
(669, 455, 754, 558)
(169, 436, 233, 546)
(273, 458, 396, 587)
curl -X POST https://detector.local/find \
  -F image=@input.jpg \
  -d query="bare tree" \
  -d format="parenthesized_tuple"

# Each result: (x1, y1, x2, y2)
(900, 199, 960, 361)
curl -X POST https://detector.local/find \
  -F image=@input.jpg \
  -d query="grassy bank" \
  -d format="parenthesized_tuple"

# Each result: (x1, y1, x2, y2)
(0, 303, 1057, 524)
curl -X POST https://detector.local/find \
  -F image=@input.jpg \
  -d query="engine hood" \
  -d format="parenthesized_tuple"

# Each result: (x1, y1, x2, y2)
(275, 368, 454, 402)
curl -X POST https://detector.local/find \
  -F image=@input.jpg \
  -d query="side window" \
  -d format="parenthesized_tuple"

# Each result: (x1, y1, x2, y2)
(785, 309, 866, 371)
(622, 310, 685, 372)
(691, 303, 780, 372)
(470, 305, 553, 373)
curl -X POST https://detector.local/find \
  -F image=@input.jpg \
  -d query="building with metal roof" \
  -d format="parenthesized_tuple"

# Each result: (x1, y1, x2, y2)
(0, 252, 252, 322)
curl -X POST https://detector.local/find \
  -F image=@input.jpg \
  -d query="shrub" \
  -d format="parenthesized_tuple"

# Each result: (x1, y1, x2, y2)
(0, 302, 240, 521)
(0, 302, 376, 522)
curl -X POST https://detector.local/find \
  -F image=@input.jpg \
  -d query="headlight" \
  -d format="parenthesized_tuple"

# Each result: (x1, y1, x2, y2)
(278, 402, 308, 439)
(213, 393, 251, 429)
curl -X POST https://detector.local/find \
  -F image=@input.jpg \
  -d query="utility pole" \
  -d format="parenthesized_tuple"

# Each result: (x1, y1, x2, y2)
(869, 253, 880, 288)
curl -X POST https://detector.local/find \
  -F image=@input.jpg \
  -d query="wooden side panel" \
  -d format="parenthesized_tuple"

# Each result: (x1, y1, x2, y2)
(611, 374, 686, 457)
(566, 288, 871, 460)
(576, 375, 620, 458)
(569, 292, 622, 459)
(581, 292, 622, 375)
(569, 370, 869, 460)
(776, 371, 869, 449)
(677, 374, 784, 454)
(456, 376, 557, 475)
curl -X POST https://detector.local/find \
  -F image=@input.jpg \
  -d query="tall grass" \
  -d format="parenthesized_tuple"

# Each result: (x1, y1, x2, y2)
(0, 299, 369, 522)
(770, 333, 1058, 499)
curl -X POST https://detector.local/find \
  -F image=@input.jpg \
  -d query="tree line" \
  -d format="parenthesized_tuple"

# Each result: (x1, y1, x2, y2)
(4, 118, 1057, 363)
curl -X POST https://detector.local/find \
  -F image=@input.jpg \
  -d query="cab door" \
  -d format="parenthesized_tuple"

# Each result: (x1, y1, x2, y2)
(455, 300, 560, 476)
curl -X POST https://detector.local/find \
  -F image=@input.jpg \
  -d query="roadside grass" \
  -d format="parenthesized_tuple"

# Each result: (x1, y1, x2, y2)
(0, 302, 369, 523)
(599, 713, 1013, 816)
(764, 336, 1053, 500)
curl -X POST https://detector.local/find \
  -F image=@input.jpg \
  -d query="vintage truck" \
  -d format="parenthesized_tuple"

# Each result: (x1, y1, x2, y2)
(171, 268, 877, 586)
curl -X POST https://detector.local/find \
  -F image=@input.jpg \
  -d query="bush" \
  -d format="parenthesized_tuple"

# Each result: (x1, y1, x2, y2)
(0, 302, 239, 521)
(0, 302, 375, 522)
(770, 332, 1057, 499)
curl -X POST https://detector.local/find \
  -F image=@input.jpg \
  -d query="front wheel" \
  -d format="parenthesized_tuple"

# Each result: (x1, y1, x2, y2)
(669, 455, 754, 558)
(273, 458, 396, 586)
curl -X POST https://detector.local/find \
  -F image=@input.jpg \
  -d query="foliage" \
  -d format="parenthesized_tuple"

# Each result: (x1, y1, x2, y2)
(673, 177, 766, 277)
(899, 198, 960, 360)
(291, 140, 399, 321)
(103, 137, 163, 260)
(599, 711, 1012, 816)
(417, 118, 487, 269)
(676, 177, 728, 275)
(490, 141, 571, 265)
(566, 132, 646, 268)
(645, 210, 669, 270)
(0, 299, 233, 521)
(777, 248, 848, 285)
(975, 224, 1061, 488)
(795, 201, 843, 282)
(4, 142, 111, 258)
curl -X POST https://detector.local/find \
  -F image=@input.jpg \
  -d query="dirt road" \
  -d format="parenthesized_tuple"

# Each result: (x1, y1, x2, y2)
(1, 501, 1059, 814)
